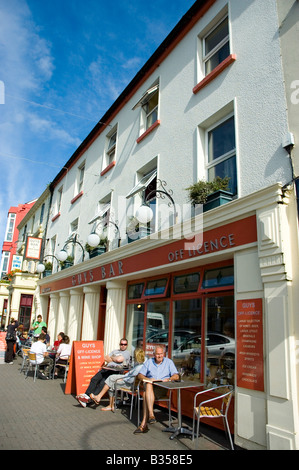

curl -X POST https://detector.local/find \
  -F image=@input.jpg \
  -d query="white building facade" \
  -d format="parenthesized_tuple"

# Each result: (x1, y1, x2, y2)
(33, 0, 299, 450)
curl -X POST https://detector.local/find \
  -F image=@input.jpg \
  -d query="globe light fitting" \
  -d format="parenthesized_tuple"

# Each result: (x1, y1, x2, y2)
(136, 204, 154, 224)
(87, 232, 100, 247)
(36, 263, 46, 273)
(57, 249, 68, 262)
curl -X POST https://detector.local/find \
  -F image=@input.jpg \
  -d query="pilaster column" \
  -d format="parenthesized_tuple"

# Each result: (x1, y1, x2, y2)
(67, 289, 84, 342)
(48, 293, 59, 341)
(81, 286, 101, 340)
(56, 291, 70, 338)
(104, 280, 126, 355)
(257, 199, 299, 449)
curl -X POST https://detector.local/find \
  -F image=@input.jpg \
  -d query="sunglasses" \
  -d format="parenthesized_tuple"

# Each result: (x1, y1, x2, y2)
(120, 343, 127, 346)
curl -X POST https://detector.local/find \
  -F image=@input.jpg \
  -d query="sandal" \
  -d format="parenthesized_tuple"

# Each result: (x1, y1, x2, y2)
(89, 393, 100, 405)
(148, 416, 156, 424)
(133, 424, 149, 434)
(101, 406, 114, 412)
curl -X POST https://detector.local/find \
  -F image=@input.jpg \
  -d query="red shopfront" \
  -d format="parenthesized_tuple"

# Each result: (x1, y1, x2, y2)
(124, 260, 235, 430)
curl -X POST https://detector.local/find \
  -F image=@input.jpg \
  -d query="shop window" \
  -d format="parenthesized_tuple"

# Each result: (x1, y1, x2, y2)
(173, 273, 200, 294)
(128, 282, 145, 299)
(205, 295, 235, 388)
(172, 299, 202, 379)
(145, 301, 169, 357)
(125, 303, 145, 354)
(202, 266, 234, 289)
(144, 278, 168, 297)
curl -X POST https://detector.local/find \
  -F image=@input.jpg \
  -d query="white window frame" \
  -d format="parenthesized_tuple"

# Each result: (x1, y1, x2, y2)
(104, 127, 117, 168)
(205, 112, 237, 193)
(5, 213, 16, 242)
(57, 186, 63, 214)
(0, 251, 10, 277)
(126, 169, 157, 200)
(77, 162, 85, 194)
(133, 83, 159, 133)
(203, 15, 229, 75)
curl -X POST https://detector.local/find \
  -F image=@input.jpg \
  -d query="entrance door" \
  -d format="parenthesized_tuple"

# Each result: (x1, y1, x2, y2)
(18, 295, 33, 330)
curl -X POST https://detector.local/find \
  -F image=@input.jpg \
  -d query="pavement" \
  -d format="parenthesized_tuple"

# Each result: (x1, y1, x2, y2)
(0, 354, 234, 455)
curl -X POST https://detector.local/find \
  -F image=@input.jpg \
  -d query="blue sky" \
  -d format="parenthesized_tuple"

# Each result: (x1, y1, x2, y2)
(0, 0, 195, 247)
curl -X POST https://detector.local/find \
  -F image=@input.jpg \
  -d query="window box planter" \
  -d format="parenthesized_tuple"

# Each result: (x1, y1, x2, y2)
(89, 246, 106, 258)
(128, 226, 152, 243)
(203, 190, 233, 212)
(61, 260, 73, 270)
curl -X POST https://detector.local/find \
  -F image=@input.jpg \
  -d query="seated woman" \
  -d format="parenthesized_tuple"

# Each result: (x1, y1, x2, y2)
(90, 348, 145, 411)
(54, 335, 72, 377)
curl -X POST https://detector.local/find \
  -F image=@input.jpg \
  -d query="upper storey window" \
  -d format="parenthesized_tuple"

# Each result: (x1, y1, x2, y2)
(203, 16, 229, 75)
(133, 83, 160, 143)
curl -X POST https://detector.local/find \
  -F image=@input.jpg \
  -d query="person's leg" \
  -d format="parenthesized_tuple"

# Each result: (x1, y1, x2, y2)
(85, 370, 103, 396)
(145, 382, 156, 420)
(90, 383, 109, 405)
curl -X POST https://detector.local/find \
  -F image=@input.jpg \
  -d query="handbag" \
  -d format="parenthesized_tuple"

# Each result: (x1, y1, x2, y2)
(5, 331, 16, 341)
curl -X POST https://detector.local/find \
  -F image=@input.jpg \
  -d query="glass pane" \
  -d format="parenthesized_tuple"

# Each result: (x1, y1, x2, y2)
(125, 304, 145, 355)
(128, 283, 144, 299)
(208, 116, 235, 162)
(202, 266, 234, 289)
(144, 278, 168, 296)
(205, 17, 229, 56)
(172, 298, 202, 382)
(145, 301, 169, 357)
(205, 296, 235, 387)
(208, 155, 237, 195)
(173, 273, 200, 294)
(146, 106, 158, 129)
(205, 41, 230, 75)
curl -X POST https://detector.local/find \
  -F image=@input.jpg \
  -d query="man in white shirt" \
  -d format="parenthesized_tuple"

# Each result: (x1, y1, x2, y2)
(30, 333, 53, 379)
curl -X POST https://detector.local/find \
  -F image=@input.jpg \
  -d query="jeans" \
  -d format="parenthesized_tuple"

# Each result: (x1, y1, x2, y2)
(85, 369, 115, 396)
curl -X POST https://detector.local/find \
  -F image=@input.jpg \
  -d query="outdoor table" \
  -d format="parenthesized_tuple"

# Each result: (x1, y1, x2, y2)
(154, 380, 204, 440)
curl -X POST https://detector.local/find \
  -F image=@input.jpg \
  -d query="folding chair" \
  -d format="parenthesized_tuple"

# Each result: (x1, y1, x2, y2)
(192, 385, 234, 450)
(25, 352, 40, 382)
(114, 376, 140, 420)
(19, 347, 30, 374)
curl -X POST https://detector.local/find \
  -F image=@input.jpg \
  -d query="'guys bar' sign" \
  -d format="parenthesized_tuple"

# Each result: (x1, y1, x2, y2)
(40, 215, 257, 294)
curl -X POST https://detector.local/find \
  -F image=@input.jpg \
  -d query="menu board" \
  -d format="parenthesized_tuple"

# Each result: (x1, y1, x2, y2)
(236, 299, 264, 391)
(65, 340, 104, 395)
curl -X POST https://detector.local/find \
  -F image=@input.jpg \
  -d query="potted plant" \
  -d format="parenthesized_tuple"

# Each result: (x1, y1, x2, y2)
(186, 176, 233, 212)
(44, 261, 53, 277)
(85, 236, 108, 258)
(60, 255, 74, 269)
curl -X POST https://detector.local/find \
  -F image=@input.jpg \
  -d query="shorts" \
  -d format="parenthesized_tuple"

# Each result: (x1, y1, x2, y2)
(153, 384, 168, 400)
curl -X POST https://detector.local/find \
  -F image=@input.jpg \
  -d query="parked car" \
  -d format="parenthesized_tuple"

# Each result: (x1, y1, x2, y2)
(173, 332, 235, 362)
(146, 328, 196, 350)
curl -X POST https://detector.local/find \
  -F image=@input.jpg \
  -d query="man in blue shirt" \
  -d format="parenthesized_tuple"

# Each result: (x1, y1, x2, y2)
(134, 344, 179, 434)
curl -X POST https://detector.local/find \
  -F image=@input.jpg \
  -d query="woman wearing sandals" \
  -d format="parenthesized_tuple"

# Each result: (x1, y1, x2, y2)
(90, 348, 145, 411)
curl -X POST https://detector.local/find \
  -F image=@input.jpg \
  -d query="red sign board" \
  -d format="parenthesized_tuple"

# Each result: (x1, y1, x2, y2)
(236, 299, 264, 391)
(65, 340, 104, 395)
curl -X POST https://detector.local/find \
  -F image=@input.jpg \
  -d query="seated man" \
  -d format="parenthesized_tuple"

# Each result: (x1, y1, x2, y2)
(29, 332, 53, 379)
(133, 344, 179, 434)
(76, 338, 130, 407)
(90, 348, 145, 411)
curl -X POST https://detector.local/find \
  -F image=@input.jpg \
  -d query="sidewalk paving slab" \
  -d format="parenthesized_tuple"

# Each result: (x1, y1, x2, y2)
(0, 356, 233, 454)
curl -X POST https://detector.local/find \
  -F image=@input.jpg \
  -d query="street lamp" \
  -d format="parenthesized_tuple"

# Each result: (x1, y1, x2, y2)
(135, 179, 177, 225)
(87, 217, 120, 248)
(36, 254, 59, 274)
(57, 234, 85, 262)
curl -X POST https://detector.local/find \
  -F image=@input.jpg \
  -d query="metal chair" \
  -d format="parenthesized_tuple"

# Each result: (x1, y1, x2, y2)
(19, 347, 30, 374)
(25, 352, 40, 382)
(53, 355, 70, 382)
(114, 376, 140, 420)
(192, 385, 234, 450)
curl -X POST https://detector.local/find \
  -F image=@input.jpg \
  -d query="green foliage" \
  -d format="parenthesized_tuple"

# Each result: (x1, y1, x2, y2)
(186, 176, 230, 205)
